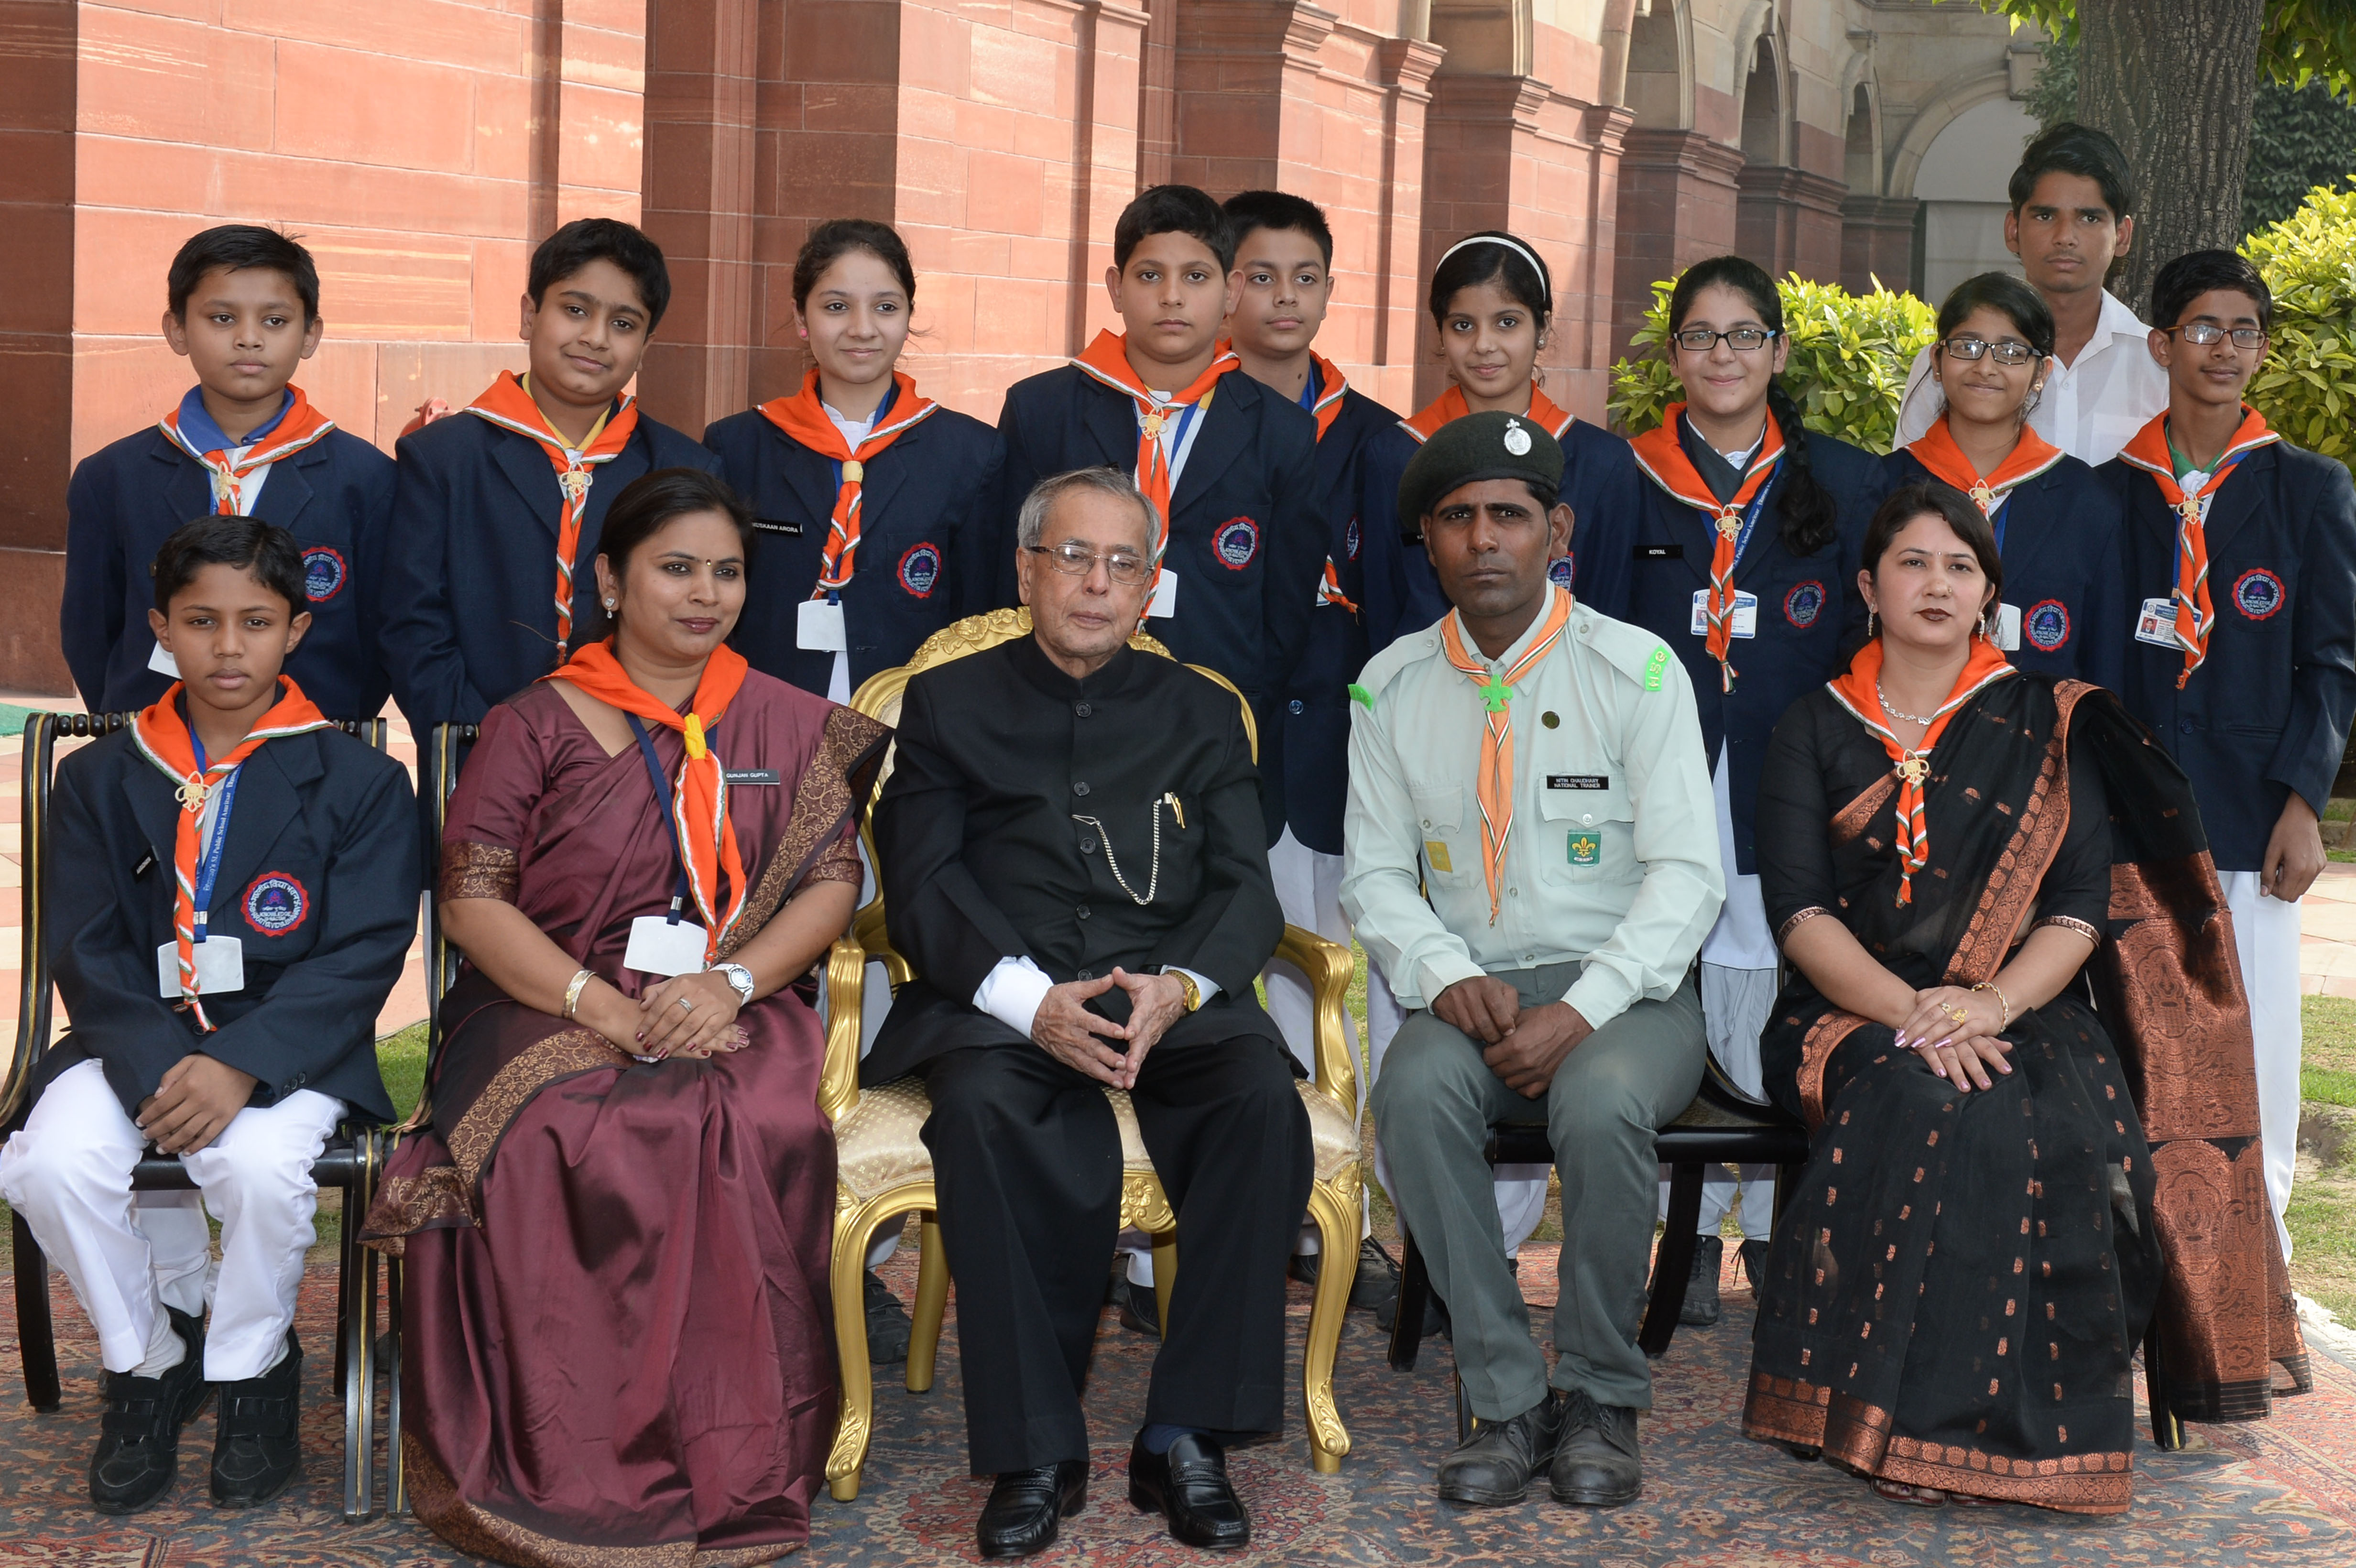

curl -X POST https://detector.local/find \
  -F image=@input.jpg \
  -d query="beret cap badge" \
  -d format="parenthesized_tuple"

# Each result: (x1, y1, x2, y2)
(1503, 418, 1532, 456)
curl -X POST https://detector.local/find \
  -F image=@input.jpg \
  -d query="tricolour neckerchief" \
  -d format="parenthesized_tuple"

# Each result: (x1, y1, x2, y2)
(1906, 413, 2065, 520)
(1437, 585, 1575, 926)
(132, 678, 335, 1029)
(1306, 355, 1358, 611)
(157, 386, 337, 516)
(1825, 636, 2016, 906)
(758, 368, 939, 598)
(1070, 330, 1239, 589)
(547, 641, 752, 963)
(1628, 403, 1787, 692)
(1401, 382, 1575, 445)
(467, 370, 641, 661)
(2113, 406, 2280, 689)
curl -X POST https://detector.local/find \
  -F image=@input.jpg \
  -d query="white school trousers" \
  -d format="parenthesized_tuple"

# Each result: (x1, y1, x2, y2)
(0, 1058, 341, 1382)
(2221, 870, 2301, 1259)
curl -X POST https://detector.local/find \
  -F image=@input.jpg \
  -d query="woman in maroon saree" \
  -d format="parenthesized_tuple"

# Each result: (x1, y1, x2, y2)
(1742, 482, 2306, 1513)
(364, 468, 888, 1565)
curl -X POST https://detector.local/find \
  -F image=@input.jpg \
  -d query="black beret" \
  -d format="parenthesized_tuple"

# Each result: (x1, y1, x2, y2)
(1396, 410, 1566, 541)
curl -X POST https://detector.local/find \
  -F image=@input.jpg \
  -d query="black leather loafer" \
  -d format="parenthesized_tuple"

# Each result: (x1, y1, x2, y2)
(1128, 1430, 1249, 1549)
(1550, 1390, 1642, 1506)
(90, 1307, 210, 1514)
(1435, 1389, 1564, 1506)
(1109, 1273, 1161, 1337)
(210, 1332, 303, 1508)
(976, 1459, 1088, 1558)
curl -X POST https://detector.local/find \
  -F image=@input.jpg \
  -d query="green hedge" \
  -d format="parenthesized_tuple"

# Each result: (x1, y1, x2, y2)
(2244, 181, 2356, 467)
(1608, 275, 1938, 453)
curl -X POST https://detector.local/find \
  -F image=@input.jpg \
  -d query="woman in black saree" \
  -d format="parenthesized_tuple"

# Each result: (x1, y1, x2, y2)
(1743, 480, 2307, 1513)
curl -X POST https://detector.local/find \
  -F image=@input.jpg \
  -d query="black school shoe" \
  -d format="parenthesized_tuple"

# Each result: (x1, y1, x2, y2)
(1680, 1235, 1724, 1326)
(211, 1332, 302, 1508)
(1109, 1271, 1161, 1337)
(1128, 1431, 1250, 1549)
(865, 1268, 913, 1363)
(1435, 1389, 1565, 1507)
(90, 1307, 211, 1514)
(1288, 1237, 1405, 1316)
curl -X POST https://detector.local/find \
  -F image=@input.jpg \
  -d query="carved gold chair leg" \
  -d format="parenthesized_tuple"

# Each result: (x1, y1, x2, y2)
(1300, 1175, 1359, 1472)
(829, 1186, 932, 1501)
(1150, 1232, 1178, 1339)
(906, 1213, 949, 1394)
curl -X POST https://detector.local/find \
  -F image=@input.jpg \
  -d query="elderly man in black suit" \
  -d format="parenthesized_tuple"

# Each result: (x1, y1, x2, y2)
(867, 465, 1312, 1559)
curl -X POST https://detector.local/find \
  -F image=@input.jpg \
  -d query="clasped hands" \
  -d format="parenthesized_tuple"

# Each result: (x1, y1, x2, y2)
(1893, 984, 2013, 1092)
(1031, 969, 1190, 1089)
(1432, 975, 1593, 1099)
(577, 970, 747, 1060)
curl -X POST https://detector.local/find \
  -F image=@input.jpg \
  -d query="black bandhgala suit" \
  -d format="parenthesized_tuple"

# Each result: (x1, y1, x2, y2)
(867, 636, 1313, 1475)
(1744, 673, 2308, 1513)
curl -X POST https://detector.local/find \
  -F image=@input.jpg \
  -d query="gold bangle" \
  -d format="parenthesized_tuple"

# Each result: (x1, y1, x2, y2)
(563, 968, 593, 1020)
(1971, 979, 2011, 1031)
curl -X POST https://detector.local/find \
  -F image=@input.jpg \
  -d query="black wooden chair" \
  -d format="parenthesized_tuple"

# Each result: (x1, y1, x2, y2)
(0, 710, 395, 1520)
(1385, 1045, 1811, 1432)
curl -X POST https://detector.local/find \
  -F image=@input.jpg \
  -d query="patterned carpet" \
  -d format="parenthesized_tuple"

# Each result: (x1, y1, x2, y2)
(2, 1240, 2352, 1566)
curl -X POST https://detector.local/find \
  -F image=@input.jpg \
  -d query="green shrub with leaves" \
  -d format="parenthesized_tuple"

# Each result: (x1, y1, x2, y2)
(1608, 274, 1938, 454)
(2243, 180, 2356, 466)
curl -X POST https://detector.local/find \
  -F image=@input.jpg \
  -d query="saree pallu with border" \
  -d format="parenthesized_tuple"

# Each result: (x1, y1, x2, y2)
(1742, 676, 2307, 1513)
(362, 681, 888, 1568)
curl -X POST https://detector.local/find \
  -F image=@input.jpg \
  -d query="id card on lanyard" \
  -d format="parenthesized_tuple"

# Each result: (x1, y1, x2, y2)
(1686, 475, 1774, 641)
(621, 714, 717, 979)
(154, 734, 245, 997)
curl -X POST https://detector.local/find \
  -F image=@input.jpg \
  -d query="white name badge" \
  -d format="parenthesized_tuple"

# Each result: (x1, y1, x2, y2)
(1994, 602, 2022, 652)
(796, 598, 848, 652)
(156, 936, 243, 998)
(1148, 568, 1179, 619)
(625, 915, 709, 977)
(148, 642, 181, 677)
(1689, 588, 1758, 639)
(2136, 596, 2180, 648)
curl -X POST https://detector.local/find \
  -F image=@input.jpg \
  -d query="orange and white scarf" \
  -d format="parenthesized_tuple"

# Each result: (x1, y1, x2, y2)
(1400, 382, 1576, 445)
(1070, 329, 1239, 569)
(157, 386, 337, 516)
(1906, 414, 2066, 519)
(1438, 585, 1575, 925)
(757, 368, 939, 597)
(1307, 354, 1357, 612)
(132, 679, 335, 1030)
(1629, 404, 1787, 692)
(2113, 406, 2280, 689)
(468, 370, 640, 660)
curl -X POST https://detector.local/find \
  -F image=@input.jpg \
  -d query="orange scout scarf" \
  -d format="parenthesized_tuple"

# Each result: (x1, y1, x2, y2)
(1400, 382, 1576, 445)
(158, 387, 338, 516)
(1438, 585, 1575, 925)
(467, 370, 641, 661)
(2113, 406, 2281, 689)
(1307, 354, 1358, 612)
(549, 641, 753, 964)
(132, 679, 335, 1030)
(757, 368, 940, 597)
(1906, 413, 2066, 518)
(1070, 330, 1239, 579)
(1825, 636, 2016, 906)
(1628, 404, 1786, 694)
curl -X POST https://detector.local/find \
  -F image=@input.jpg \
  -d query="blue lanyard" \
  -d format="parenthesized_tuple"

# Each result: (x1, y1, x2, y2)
(186, 728, 239, 945)
(625, 715, 715, 926)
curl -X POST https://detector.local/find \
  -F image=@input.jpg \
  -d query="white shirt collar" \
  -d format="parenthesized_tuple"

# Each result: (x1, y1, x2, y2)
(2072, 288, 2154, 364)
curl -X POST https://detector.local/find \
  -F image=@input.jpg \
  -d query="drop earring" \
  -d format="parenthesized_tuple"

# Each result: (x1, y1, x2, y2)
(1867, 609, 1879, 639)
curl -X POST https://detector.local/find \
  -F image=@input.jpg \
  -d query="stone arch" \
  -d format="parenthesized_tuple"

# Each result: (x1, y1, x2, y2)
(1887, 71, 2016, 208)
(1844, 83, 1879, 196)
(1737, 32, 1785, 168)
(1624, 0, 1694, 131)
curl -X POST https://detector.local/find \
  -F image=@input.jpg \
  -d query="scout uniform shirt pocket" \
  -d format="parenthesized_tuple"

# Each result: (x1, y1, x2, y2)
(1538, 774, 1638, 885)
(1408, 783, 1470, 886)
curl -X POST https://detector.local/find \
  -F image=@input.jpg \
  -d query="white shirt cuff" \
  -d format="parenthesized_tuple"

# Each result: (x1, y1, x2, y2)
(1167, 966, 1221, 1005)
(972, 957, 1055, 1039)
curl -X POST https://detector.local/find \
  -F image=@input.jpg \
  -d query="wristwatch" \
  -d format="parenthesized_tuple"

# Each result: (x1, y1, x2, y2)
(713, 963, 755, 1005)
(1158, 967, 1202, 1012)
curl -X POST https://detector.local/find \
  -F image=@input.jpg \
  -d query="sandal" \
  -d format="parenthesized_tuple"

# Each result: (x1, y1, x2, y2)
(1872, 1478, 1946, 1507)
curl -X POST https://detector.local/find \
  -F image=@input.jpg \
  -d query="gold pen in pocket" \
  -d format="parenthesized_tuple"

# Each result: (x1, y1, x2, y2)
(1164, 791, 1185, 829)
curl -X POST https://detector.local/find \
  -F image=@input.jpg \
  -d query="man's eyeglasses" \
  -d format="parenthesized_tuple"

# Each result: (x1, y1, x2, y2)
(1669, 327, 1778, 353)
(2163, 322, 2269, 349)
(1940, 337, 2040, 366)
(1026, 542, 1154, 586)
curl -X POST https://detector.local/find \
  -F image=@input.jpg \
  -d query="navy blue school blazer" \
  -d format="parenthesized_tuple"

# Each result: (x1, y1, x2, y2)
(1277, 385, 1402, 857)
(997, 363, 1324, 838)
(374, 405, 723, 727)
(1588, 433, 1887, 876)
(1357, 415, 1647, 656)
(38, 720, 416, 1123)
(62, 426, 396, 720)
(702, 402, 1006, 696)
(1881, 449, 2128, 691)
(2105, 440, 2356, 871)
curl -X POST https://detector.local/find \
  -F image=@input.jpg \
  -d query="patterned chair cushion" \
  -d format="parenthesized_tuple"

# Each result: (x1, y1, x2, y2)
(835, 1074, 1358, 1204)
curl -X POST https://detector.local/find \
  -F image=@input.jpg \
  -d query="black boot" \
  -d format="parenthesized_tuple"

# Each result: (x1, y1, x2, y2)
(1129, 1430, 1250, 1549)
(210, 1332, 302, 1507)
(1550, 1390, 1643, 1506)
(1435, 1389, 1565, 1506)
(1680, 1235, 1724, 1326)
(864, 1268, 913, 1363)
(975, 1460, 1088, 1558)
(89, 1307, 210, 1514)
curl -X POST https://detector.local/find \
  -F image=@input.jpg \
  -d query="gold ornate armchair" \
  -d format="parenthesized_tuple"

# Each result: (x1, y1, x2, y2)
(821, 609, 1363, 1499)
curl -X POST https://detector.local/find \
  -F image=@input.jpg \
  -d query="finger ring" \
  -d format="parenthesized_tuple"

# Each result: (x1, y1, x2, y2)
(678, 996, 696, 1012)
(1940, 1002, 1968, 1024)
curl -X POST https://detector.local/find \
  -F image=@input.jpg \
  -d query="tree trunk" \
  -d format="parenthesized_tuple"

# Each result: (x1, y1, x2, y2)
(2077, 0, 2265, 316)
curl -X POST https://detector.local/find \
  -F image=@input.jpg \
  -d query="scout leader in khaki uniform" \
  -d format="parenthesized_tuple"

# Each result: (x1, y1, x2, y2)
(1342, 411, 1722, 1511)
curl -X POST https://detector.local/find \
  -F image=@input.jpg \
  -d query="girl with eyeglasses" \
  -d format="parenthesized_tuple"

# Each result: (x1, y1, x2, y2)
(1605, 255, 1888, 1319)
(1884, 272, 2126, 688)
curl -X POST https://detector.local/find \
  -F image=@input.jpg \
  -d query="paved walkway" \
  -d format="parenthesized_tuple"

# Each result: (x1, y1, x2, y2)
(2301, 863, 2356, 998)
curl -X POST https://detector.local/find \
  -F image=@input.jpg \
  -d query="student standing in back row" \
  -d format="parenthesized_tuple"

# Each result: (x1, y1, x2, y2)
(64, 226, 395, 721)
(705, 220, 1005, 704)
(375, 219, 722, 730)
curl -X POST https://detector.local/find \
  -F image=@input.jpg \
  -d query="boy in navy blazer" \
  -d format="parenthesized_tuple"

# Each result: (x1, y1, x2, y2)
(2107, 250, 2356, 1257)
(996, 184, 1323, 830)
(1, 518, 416, 1514)
(62, 226, 394, 720)
(374, 218, 721, 727)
